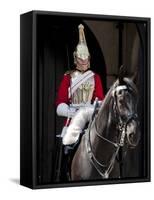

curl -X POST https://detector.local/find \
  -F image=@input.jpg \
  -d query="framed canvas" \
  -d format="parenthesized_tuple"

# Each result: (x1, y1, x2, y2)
(20, 10, 150, 189)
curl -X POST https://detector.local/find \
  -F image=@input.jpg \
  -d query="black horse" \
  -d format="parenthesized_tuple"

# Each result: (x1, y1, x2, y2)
(71, 76, 140, 180)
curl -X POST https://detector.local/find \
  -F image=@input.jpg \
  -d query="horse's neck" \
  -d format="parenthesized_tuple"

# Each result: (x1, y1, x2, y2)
(96, 94, 114, 133)
(88, 81, 120, 153)
(90, 93, 117, 146)
(89, 111, 116, 163)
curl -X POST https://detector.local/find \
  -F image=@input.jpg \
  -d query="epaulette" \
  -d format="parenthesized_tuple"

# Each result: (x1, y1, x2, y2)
(64, 70, 75, 75)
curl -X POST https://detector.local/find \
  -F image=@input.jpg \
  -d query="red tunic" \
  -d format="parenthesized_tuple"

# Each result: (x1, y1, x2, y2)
(56, 72, 105, 106)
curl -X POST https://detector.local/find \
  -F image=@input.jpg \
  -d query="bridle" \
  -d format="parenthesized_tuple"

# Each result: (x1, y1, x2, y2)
(86, 84, 140, 179)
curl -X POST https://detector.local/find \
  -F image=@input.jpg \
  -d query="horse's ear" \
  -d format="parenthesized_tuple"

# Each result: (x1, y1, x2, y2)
(118, 65, 126, 85)
(131, 71, 138, 85)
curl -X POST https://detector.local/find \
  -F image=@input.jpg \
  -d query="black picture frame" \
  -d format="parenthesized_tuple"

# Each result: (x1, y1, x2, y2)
(20, 10, 151, 189)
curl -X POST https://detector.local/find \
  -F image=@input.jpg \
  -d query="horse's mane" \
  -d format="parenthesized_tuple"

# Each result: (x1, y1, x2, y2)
(99, 80, 119, 111)
(94, 80, 119, 135)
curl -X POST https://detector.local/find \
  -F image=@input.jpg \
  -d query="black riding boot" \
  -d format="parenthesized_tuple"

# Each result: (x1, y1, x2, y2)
(64, 144, 75, 155)
(62, 144, 74, 181)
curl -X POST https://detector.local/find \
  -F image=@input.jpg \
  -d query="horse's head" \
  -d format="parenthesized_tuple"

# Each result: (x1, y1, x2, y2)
(95, 66, 140, 148)
(111, 71, 140, 148)
(112, 77, 138, 121)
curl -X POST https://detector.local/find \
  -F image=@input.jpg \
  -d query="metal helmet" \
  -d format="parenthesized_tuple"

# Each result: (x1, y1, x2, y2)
(74, 24, 90, 62)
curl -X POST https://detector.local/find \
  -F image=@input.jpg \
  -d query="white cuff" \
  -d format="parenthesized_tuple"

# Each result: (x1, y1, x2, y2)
(56, 103, 69, 117)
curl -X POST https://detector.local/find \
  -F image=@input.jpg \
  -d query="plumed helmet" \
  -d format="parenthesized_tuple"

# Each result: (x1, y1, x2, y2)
(74, 24, 90, 61)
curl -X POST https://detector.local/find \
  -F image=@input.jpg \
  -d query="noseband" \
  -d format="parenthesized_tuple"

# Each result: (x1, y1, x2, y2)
(86, 84, 140, 179)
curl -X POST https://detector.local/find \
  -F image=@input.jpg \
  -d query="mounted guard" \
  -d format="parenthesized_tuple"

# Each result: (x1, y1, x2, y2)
(55, 24, 105, 180)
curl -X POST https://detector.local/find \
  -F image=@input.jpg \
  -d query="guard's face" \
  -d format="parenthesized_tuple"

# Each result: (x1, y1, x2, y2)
(76, 57, 90, 72)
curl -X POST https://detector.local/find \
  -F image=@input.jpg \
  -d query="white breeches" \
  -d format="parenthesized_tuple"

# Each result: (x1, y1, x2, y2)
(62, 107, 94, 145)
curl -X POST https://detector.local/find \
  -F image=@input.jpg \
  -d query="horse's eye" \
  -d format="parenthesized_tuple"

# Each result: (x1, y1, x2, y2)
(119, 90, 122, 95)
(118, 90, 123, 95)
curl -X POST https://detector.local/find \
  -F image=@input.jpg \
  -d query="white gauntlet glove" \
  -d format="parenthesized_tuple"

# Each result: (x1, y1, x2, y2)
(68, 107, 76, 118)
(56, 103, 76, 118)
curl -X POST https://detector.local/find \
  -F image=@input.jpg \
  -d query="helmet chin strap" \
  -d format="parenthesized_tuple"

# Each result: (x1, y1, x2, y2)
(76, 68, 89, 73)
